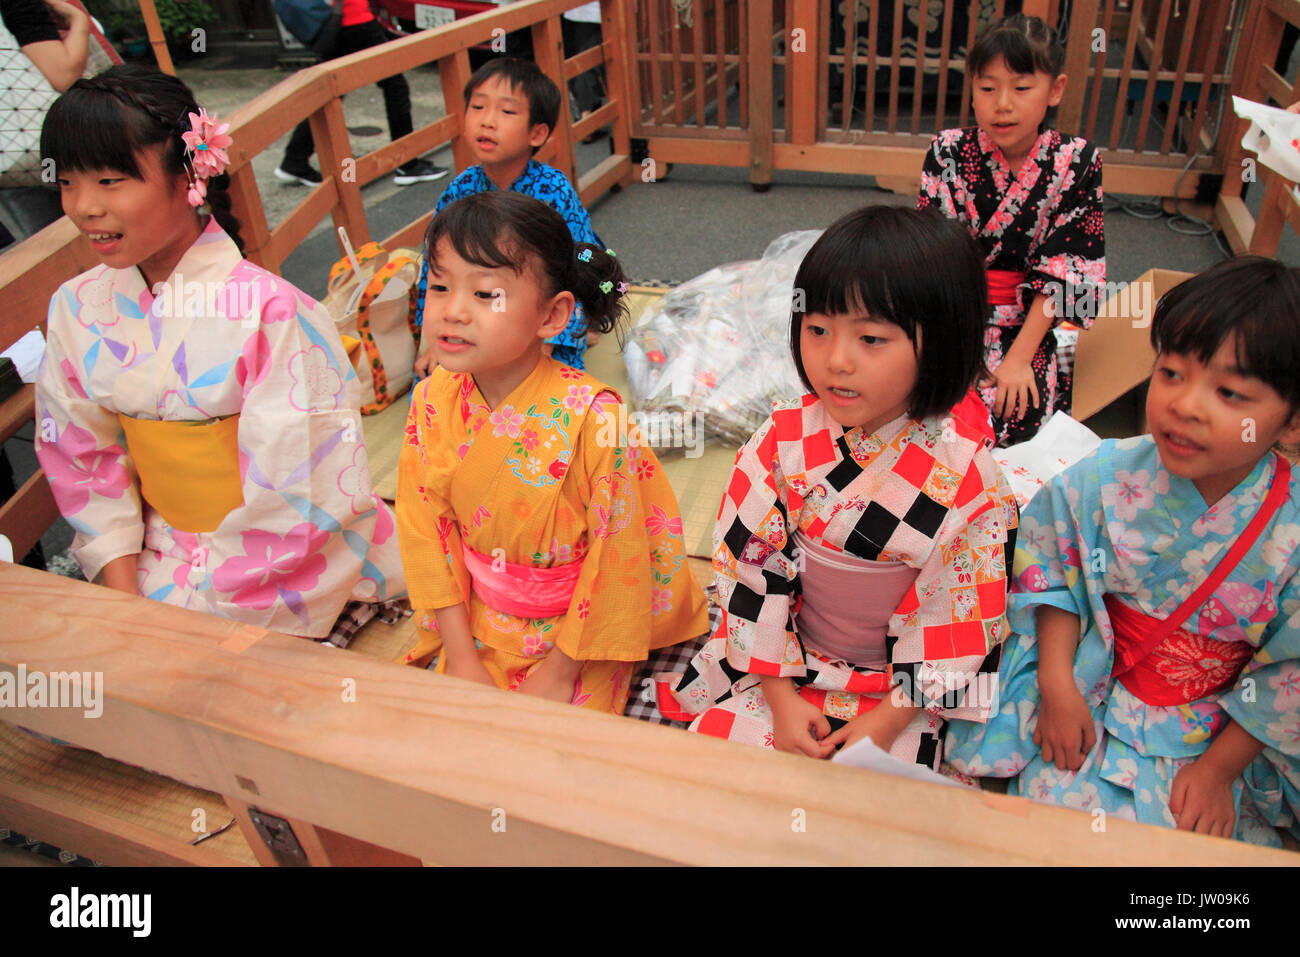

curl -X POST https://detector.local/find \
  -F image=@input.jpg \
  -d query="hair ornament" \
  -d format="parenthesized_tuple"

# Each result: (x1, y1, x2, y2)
(578, 248, 593, 262)
(616, 281, 628, 294)
(599, 280, 613, 294)
(180, 108, 232, 208)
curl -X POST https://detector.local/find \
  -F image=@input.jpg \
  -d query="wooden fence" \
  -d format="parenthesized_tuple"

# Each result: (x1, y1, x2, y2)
(1218, 0, 1300, 257)
(625, 0, 1245, 196)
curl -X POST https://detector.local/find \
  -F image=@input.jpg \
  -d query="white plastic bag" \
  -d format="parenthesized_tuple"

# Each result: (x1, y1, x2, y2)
(995, 411, 1102, 510)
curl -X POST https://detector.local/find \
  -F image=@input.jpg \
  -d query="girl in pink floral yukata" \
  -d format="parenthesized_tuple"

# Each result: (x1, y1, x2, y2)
(35, 65, 405, 641)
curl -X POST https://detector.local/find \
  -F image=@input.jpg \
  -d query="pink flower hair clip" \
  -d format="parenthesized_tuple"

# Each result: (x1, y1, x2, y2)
(180, 108, 233, 209)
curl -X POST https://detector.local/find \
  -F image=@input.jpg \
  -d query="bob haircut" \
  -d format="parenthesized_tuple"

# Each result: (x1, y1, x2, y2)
(463, 56, 561, 153)
(968, 13, 1065, 79)
(789, 205, 988, 421)
(1150, 255, 1300, 410)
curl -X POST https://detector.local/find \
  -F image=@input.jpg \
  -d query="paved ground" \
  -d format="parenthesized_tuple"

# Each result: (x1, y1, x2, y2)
(6, 55, 1299, 567)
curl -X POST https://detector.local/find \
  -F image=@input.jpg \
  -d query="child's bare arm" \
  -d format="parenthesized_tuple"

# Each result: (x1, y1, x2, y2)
(94, 553, 139, 596)
(516, 646, 584, 704)
(1170, 719, 1266, 837)
(434, 602, 495, 686)
(1032, 604, 1096, 771)
(992, 293, 1054, 421)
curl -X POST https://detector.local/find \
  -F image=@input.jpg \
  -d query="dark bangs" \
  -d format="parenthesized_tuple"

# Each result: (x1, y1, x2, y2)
(425, 191, 572, 289)
(968, 13, 1064, 78)
(790, 205, 988, 420)
(41, 83, 171, 177)
(1151, 256, 1300, 408)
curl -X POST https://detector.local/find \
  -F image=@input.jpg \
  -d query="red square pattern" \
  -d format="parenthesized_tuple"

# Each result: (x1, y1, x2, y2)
(894, 441, 935, 489)
(922, 620, 988, 660)
(801, 429, 837, 469)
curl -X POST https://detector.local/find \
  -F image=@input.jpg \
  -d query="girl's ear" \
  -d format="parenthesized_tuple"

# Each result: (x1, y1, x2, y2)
(537, 289, 575, 340)
(1048, 72, 1068, 107)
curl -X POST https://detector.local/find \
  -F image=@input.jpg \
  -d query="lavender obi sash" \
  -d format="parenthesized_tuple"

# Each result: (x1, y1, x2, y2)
(461, 542, 584, 618)
(792, 530, 919, 667)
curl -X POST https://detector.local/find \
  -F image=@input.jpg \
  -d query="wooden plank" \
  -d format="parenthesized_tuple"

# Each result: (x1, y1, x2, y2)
(739, 0, 749, 127)
(227, 165, 275, 272)
(1058, 0, 1099, 135)
(382, 211, 436, 254)
(578, 152, 632, 205)
(645, 136, 750, 164)
(532, 16, 576, 184)
(840, 0, 856, 131)
(572, 99, 621, 141)
(137, 0, 174, 76)
(1084, 0, 1116, 141)
(0, 775, 248, 867)
(225, 67, 335, 164)
(0, 469, 59, 563)
(354, 115, 460, 186)
(2, 562, 1294, 866)
(1108, 0, 1143, 149)
(636, 123, 749, 140)
(564, 42, 607, 79)
(601, 0, 635, 157)
(1217, 0, 1275, 201)
(265, 178, 340, 271)
(1132, 0, 1171, 153)
(0, 386, 34, 446)
(307, 97, 371, 250)
(1250, 175, 1289, 256)
(910, 0, 925, 134)
(934, 0, 955, 131)
(887, 0, 903, 132)
(668, 0, 687, 124)
(0, 217, 100, 349)
(957, 0, 980, 128)
(790, 0, 817, 144)
(438, 48, 475, 175)
(715, 0, 729, 127)
(646, 0, 666, 124)
(1158, 0, 1199, 155)
(747, 0, 774, 185)
(1022, 0, 1050, 17)
(696, 0, 711, 127)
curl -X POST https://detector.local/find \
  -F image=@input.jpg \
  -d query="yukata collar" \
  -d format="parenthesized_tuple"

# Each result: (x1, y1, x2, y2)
(976, 125, 1051, 173)
(508, 158, 542, 192)
(840, 410, 912, 464)
(122, 215, 241, 304)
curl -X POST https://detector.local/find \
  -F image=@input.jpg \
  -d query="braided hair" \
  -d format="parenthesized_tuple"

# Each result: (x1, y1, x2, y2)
(40, 64, 245, 252)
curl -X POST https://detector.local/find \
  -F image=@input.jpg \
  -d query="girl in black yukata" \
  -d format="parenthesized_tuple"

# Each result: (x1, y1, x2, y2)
(918, 13, 1105, 447)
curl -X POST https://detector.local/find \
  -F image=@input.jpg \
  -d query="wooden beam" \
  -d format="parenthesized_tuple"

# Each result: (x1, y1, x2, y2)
(0, 469, 59, 562)
(137, 0, 174, 76)
(307, 97, 371, 250)
(0, 776, 247, 866)
(746, 0, 773, 186)
(1, 562, 1292, 866)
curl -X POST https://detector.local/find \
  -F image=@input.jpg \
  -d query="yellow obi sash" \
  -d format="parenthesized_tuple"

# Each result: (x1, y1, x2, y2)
(117, 413, 244, 533)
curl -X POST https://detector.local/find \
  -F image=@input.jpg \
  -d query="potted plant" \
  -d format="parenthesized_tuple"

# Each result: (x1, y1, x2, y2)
(152, 0, 218, 62)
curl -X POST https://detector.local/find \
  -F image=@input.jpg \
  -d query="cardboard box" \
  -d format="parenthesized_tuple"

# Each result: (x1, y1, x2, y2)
(1072, 268, 1194, 433)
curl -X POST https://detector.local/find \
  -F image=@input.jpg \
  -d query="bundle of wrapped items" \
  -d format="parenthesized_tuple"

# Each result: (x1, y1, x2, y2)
(623, 231, 818, 449)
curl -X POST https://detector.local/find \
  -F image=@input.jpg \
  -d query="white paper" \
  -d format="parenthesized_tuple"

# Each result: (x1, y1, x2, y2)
(995, 411, 1102, 510)
(1233, 95, 1300, 183)
(1, 329, 46, 384)
(831, 735, 963, 788)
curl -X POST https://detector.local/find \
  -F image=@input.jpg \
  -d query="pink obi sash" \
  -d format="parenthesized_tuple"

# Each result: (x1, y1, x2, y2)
(1102, 454, 1291, 706)
(462, 542, 584, 618)
(986, 269, 1027, 307)
(792, 530, 919, 667)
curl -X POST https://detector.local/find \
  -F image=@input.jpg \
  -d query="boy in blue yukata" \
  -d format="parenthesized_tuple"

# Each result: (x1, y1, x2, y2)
(414, 57, 601, 374)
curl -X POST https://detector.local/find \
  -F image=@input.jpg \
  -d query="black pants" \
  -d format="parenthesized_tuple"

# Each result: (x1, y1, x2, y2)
(283, 19, 414, 166)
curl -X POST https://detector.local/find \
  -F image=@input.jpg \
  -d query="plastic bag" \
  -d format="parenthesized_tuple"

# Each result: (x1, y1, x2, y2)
(994, 411, 1102, 510)
(624, 230, 820, 448)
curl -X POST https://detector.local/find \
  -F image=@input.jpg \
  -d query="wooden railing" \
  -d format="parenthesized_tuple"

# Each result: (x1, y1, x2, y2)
(1217, 0, 1300, 256)
(625, 0, 1244, 195)
(2, 561, 1293, 866)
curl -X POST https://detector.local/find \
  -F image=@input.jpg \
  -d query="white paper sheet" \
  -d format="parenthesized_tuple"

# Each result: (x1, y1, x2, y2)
(830, 735, 964, 788)
(1, 329, 47, 384)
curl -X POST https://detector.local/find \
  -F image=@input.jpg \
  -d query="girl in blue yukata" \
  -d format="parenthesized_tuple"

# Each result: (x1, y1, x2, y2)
(945, 257, 1300, 847)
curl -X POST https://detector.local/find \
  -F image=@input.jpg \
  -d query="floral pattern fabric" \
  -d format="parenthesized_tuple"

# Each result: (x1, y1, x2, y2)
(35, 218, 405, 637)
(658, 394, 1019, 767)
(395, 356, 708, 713)
(944, 437, 1300, 846)
(917, 126, 1106, 446)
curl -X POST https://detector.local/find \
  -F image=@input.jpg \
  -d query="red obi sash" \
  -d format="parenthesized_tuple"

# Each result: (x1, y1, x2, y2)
(1103, 454, 1292, 706)
(462, 542, 584, 618)
(986, 269, 1027, 307)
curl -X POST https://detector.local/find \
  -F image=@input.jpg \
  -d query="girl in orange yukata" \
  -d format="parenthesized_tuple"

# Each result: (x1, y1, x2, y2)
(396, 191, 708, 713)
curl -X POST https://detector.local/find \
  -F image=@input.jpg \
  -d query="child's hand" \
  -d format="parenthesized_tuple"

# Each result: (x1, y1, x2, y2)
(443, 649, 497, 688)
(768, 692, 836, 759)
(516, 660, 579, 704)
(1170, 758, 1237, 838)
(990, 354, 1039, 421)
(414, 349, 437, 379)
(822, 713, 875, 753)
(1033, 685, 1096, 771)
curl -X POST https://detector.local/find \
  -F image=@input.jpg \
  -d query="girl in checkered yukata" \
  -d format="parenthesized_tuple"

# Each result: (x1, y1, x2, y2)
(657, 205, 1019, 771)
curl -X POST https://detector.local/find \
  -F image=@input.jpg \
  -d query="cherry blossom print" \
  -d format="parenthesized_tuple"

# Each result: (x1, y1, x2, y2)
(1104, 469, 1167, 522)
(1192, 494, 1239, 537)
(650, 586, 673, 616)
(561, 384, 595, 413)
(212, 522, 331, 609)
(74, 275, 117, 326)
(489, 405, 525, 438)
(645, 505, 683, 537)
(337, 445, 375, 513)
(287, 344, 344, 411)
(40, 422, 131, 514)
